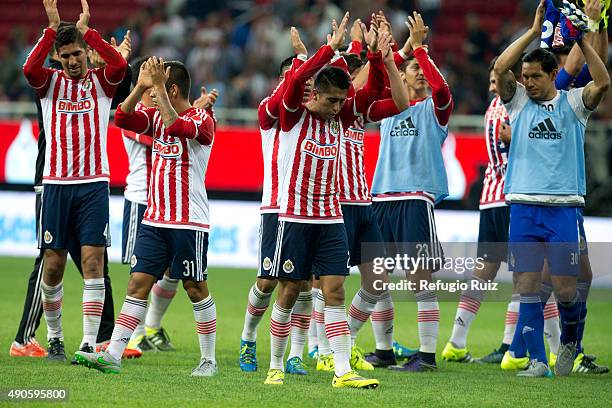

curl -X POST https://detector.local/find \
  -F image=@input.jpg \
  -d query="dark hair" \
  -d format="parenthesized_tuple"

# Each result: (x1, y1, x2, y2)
(278, 56, 295, 77)
(164, 60, 191, 99)
(314, 66, 351, 92)
(522, 48, 557, 74)
(131, 56, 151, 86)
(342, 53, 364, 75)
(54, 23, 86, 52)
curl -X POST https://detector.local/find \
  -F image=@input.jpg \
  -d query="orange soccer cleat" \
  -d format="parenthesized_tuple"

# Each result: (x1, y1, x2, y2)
(96, 341, 143, 359)
(9, 338, 48, 357)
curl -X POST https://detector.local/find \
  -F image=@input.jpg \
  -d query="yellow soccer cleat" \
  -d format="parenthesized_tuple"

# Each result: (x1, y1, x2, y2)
(264, 369, 285, 385)
(442, 342, 475, 363)
(350, 345, 374, 371)
(332, 370, 379, 389)
(549, 352, 557, 369)
(501, 351, 530, 371)
(317, 354, 335, 372)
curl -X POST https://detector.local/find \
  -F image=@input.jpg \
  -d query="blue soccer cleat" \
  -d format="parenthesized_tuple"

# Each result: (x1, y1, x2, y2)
(308, 345, 319, 359)
(393, 340, 418, 360)
(285, 356, 308, 375)
(239, 340, 257, 372)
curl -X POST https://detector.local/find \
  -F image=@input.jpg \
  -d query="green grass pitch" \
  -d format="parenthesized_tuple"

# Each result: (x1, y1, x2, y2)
(0, 257, 611, 407)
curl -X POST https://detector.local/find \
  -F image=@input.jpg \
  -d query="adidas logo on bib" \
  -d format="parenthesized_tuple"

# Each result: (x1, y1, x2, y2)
(390, 117, 418, 137)
(529, 118, 561, 140)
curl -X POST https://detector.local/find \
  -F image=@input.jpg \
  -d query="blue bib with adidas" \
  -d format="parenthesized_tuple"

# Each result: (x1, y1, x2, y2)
(504, 91, 586, 196)
(372, 97, 449, 203)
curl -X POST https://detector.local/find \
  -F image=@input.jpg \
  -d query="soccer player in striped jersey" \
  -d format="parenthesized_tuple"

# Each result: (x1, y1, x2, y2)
(367, 12, 453, 372)
(442, 57, 561, 366)
(22, 0, 127, 361)
(339, 26, 413, 370)
(493, 0, 609, 377)
(239, 29, 315, 375)
(263, 12, 378, 389)
(75, 57, 218, 376)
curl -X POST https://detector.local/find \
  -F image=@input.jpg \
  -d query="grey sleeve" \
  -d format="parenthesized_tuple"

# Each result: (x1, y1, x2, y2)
(567, 87, 593, 125)
(503, 83, 529, 123)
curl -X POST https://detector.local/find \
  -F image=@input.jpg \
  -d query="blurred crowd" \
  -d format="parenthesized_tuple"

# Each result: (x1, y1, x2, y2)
(1, 0, 612, 120)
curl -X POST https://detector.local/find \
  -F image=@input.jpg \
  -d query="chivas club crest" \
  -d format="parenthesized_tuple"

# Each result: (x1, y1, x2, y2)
(329, 119, 340, 137)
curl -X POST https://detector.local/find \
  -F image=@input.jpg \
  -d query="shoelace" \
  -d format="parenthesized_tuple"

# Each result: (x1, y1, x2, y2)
(49, 340, 64, 354)
(240, 345, 256, 363)
(289, 358, 305, 369)
(196, 359, 214, 370)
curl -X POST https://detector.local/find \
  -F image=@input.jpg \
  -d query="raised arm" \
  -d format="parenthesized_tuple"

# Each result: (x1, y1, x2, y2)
(348, 19, 364, 55)
(494, 1, 545, 102)
(77, 0, 126, 92)
(578, 37, 610, 110)
(115, 60, 154, 134)
(282, 13, 349, 112)
(408, 12, 453, 125)
(23, 0, 61, 96)
(382, 33, 410, 112)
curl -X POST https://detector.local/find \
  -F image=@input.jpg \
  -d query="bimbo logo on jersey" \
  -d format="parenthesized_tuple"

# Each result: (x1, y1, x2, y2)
(57, 98, 95, 114)
(302, 138, 338, 160)
(344, 127, 364, 144)
(153, 139, 183, 158)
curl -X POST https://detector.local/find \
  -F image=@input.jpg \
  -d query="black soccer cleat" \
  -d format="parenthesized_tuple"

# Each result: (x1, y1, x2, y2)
(47, 338, 67, 362)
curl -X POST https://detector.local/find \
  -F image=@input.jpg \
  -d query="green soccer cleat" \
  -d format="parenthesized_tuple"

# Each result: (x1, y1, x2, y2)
(71, 343, 94, 365)
(317, 354, 335, 372)
(442, 342, 475, 363)
(476, 348, 505, 364)
(517, 361, 554, 378)
(191, 358, 218, 377)
(264, 369, 285, 385)
(501, 351, 529, 371)
(573, 353, 610, 374)
(350, 345, 374, 371)
(146, 327, 175, 351)
(332, 370, 379, 389)
(74, 350, 121, 374)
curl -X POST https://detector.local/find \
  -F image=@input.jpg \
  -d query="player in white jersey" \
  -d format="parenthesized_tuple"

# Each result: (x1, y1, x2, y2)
(75, 58, 218, 376)
(263, 12, 378, 389)
(238, 29, 316, 375)
(22, 0, 127, 361)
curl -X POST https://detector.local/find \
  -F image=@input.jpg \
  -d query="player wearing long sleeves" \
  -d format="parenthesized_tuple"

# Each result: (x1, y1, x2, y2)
(368, 12, 453, 372)
(22, 0, 126, 363)
(238, 28, 312, 374)
(262, 13, 379, 389)
(75, 58, 219, 377)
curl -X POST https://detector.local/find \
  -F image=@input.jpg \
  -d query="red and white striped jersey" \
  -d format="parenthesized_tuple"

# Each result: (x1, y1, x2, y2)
(122, 102, 153, 205)
(278, 45, 385, 223)
(480, 96, 509, 209)
(23, 28, 127, 185)
(115, 105, 215, 232)
(279, 110, 345, 223)
(339, 115, 371, 204)
(258, 57, 305, 213)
